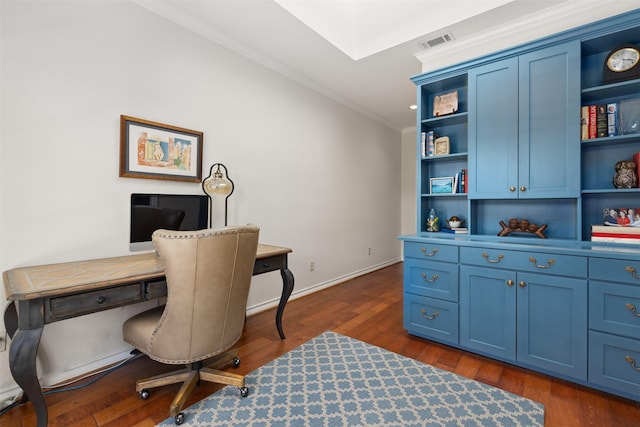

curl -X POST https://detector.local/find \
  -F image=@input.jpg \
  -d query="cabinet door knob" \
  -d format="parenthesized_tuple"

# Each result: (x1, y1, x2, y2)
(507, 279, 514, 287)
(519, 281, 526, 288)
(509, 186, 516, 192)
(520, 186, 527, 192)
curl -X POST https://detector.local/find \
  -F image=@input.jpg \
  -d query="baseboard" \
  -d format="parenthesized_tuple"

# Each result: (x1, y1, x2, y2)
(246, 258, 401, 316)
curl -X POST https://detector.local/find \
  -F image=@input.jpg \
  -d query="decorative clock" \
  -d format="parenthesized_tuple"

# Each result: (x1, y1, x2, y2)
(603, 44, 640, 84)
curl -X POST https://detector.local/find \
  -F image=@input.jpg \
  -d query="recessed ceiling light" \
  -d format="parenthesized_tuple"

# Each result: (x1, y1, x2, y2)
(409, 104, 417, 110)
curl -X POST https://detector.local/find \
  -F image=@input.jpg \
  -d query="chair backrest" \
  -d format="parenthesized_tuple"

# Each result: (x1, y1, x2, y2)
(148, 225, 259, 363)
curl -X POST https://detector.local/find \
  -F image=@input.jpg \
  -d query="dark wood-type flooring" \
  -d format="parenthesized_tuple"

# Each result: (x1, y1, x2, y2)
(3, 262, 639, 426)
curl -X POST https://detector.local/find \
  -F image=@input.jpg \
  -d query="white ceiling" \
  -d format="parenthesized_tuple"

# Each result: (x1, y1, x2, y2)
(136, 0, 639, 131)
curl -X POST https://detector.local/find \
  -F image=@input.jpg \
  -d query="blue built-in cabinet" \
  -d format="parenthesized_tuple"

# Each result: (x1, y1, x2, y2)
(401, 9, 640, 402)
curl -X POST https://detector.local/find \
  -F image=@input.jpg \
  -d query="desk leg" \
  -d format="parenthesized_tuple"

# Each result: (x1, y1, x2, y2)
(276, 268, 294, 340)
(5, 301, 48, 427)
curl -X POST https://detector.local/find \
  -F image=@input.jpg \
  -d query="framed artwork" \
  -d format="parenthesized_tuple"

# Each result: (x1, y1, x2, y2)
(434, 136, 450, 156)
(430, 177, 454, 194)
(119, 115, 203, 182)
(433, 90, 458, 117)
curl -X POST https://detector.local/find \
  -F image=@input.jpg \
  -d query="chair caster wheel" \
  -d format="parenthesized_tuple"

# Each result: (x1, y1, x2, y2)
(233, 357, 241, 368)
(239, 386, 249, 397)
(139, 390, 150, 400)
(174, 412, 185, 425)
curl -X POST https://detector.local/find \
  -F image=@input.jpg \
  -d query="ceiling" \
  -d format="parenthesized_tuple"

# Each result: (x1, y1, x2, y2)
(136, 0, 639, 131)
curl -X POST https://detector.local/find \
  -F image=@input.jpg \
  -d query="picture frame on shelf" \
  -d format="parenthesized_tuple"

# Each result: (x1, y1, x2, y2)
(119, 115, 203, 182)
(430, 177, 454, 194)
(434, 136, 450, 156)
(433, 90, 458, 117)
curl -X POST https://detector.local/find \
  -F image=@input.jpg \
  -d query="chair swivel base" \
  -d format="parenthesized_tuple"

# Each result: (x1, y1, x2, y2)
(136, 349, 248, 425)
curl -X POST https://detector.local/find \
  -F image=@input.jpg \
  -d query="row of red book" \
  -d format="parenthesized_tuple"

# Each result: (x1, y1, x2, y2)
(581, 104, 616, 140)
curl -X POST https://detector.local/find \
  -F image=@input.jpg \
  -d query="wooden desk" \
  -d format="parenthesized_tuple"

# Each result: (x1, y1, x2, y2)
(3, 244, 294, 427)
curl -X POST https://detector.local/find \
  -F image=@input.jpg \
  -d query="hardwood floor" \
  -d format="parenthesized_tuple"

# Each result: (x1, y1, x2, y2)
(2, 262, 639, 426)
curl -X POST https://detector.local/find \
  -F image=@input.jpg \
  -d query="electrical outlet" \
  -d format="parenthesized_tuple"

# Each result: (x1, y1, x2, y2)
(310, 261, 315, 271)
(0, 331, 7, 352)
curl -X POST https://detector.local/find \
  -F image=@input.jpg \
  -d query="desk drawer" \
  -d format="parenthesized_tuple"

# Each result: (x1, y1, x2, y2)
(404, 293, 458, 345)
(404, 241, 458, 263)
(460, 247, 586, 277)
(590, 258, 640, 285)
(590, 280, 640, 339)
(253, 255, 285, 275)
(145, 280, 167, 299)
(404, 258, 458, 302)
(589, 331, 640, 399)
(48, 284, 142, 320)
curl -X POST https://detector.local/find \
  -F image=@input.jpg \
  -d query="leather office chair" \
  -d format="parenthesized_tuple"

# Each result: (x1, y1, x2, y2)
(122, 225, 259, 425)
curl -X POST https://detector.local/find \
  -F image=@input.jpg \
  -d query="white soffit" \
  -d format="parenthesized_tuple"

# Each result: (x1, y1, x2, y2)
(274, 0, 515, 60)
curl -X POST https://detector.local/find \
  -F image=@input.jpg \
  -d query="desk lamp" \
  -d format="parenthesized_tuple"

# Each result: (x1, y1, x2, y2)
(202, 163, 234, 227)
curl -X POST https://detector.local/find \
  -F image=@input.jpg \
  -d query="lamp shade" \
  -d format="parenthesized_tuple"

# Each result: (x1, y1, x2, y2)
(202, 163, 234, 227)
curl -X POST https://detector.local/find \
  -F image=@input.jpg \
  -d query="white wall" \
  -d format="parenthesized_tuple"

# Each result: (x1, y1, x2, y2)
(0, 1, 401, 396)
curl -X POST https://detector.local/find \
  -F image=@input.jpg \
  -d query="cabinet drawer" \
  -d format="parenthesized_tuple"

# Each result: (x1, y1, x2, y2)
(404, 258, 458, 302)
(590, 258, 640, 285)
(589, 331, 640, 399)
(590, 280, 640, 339)
(48, 283, 143, 320)
(460, 247, 586, 277)
(403, 293, 458, 345)
(404, 241, 458, 263)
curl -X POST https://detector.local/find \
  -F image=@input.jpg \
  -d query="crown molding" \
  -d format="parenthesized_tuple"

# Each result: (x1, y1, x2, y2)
(414, 0, 638, 74)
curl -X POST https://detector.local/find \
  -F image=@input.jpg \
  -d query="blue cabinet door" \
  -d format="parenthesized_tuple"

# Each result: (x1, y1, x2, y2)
(518, 40, 581, 198)
(468, 58, 518, 199)
(517, 272, 587, 380)
(460, 266, 516, 359)
(468, 41, 580, 199)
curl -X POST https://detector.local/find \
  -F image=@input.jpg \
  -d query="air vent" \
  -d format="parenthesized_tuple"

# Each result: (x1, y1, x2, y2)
(419, 31, 455, 50)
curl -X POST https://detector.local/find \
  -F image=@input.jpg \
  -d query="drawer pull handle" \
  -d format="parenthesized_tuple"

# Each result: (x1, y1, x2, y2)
(263, 263, 270, 268)
(625, 356, 640, 372)
(529, 257, 555, 269)
(421, 308, 439, 320)
(626, 303, 640, 317)
(96, 296, 106, 304)
(482, 252, 504, 263)
(626, 266, 640, 280)
(421, 247, 438, 257)
(421, 272, 439, 283)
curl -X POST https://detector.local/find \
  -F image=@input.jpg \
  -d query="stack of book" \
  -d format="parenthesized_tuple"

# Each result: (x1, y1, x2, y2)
(591, 225, 640, 244)
(581, 103, 617, 139)
(441, 227, 468, 234)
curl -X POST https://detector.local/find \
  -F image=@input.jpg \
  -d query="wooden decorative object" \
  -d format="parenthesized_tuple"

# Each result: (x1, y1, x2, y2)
(498, 218, 547, 238)
(433, 91, 458, 117)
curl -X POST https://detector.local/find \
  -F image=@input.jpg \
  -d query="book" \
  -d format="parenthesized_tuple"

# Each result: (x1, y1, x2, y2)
(592, 224, 640, 234)
(591, 236, 640, 244)
(441, 227, 468, 234)
(588, 105, 597, 139)
(460, 169, 466, 193)
(421, 132, 426, 158)
(607, 103, 618, 137)
(580, 106, 589, 140)
(592, 232, 640, 239)
(426, 130, 434, 157)
(596, 104, 608, 138)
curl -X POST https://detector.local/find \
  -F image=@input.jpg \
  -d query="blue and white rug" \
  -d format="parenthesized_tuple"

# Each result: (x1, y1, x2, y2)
(158, 331, 544, 426)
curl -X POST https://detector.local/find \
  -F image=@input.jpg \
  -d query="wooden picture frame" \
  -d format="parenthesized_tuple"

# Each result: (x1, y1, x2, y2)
(433, 90, 458, 117)
(119, 115, 203, 182)
(434, 136, 450, 156)
(430, 177, 454, 194)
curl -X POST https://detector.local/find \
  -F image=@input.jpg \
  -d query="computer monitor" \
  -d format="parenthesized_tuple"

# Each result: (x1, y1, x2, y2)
(129, 193, 208, 251)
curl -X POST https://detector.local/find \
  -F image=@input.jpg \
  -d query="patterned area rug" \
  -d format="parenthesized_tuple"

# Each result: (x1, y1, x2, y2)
(157, 331, 544, 426)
